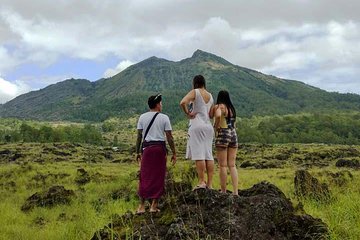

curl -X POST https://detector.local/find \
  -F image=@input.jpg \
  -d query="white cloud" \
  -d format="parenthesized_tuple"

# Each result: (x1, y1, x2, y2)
(0, 46, 20, 73)
(0, 75, 71, 104)
(0, 77, 31, 103)
(302, 66, 360, 94)
(103, 60, 134, 78)
(17, 75, 71, 90)
(0, 8, 118, 62)
(262, 52, 321, 73)
(0, 1, 359, 94)
(254, 21, 360, 93)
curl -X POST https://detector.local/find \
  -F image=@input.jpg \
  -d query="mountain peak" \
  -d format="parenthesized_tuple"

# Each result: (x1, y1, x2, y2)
(2, 50, 360, 122)
(137, 55, 171, 68)
(190, 49, 232, 66)
(191, 49, 215, 58)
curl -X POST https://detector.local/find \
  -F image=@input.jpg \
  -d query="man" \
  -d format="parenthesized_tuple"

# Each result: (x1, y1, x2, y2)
(135, 93, 176, 213)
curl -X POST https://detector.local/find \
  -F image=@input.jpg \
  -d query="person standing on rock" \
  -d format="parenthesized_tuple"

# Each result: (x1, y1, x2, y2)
(213, 90, 238, 195)
(135, 93, 176, 213)
(180, 75, 215, 189)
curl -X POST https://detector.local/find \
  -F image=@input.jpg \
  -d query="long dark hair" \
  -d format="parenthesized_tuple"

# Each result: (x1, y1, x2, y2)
(193, 75, 206, 89)
(216, 90, 236, 119)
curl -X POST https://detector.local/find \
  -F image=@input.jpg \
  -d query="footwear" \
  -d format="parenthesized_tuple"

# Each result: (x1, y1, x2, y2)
(149, 208, 161, 213)
(192, 183, 207, 191)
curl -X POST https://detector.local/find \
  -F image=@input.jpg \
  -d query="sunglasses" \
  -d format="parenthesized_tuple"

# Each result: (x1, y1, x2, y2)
(154, 93, 162, 100)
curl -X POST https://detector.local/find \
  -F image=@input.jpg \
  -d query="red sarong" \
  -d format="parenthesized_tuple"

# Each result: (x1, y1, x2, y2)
(138, 143, 167, 199)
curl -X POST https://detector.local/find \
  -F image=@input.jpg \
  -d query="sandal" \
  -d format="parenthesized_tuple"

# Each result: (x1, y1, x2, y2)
(192, 183, 207, 191)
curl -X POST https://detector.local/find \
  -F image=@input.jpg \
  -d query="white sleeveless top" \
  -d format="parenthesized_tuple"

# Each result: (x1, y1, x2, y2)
(186, 89, 214, 160)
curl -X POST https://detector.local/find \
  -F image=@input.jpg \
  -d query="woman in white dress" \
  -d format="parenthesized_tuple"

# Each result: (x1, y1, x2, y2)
(180, 75, 215, 189)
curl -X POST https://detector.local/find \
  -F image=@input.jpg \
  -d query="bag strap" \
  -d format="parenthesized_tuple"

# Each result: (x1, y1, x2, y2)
(143, 112, 160, 141)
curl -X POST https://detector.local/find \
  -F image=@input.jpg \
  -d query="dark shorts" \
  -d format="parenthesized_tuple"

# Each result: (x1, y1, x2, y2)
(215, 128, 238, 148)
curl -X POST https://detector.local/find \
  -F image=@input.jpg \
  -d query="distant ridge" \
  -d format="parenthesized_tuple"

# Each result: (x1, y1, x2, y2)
(1, 49, 360, 122)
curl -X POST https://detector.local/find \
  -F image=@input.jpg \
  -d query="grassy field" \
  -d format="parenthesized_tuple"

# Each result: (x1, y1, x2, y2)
(0, 161, 139, 239)
(1, 135, 360, 239)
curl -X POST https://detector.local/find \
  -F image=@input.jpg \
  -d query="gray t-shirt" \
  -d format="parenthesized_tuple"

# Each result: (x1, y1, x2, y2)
(137, 112, 172, 141)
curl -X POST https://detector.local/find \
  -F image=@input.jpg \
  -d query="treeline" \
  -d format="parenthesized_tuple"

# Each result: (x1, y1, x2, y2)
(0, 123, 103, 145)
(237, 112, 360, 144)
(1, 112, 360, 145)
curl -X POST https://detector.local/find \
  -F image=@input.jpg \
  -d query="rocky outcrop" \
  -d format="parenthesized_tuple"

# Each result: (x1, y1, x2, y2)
(92, 182, 328, 240)
(294, 170, 330, 200)
(335, 159, 360, 168)
(21, 185, 75, 212)
(75, 168, 90, 185)
(240, 160, 283, 169)
(326, 170, 353, 187)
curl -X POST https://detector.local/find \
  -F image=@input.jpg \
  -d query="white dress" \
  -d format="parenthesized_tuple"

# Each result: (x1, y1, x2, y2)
(186, 89, 214, 160)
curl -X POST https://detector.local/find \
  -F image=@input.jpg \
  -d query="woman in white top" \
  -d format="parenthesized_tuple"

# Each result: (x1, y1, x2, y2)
(180, 75, 215, 189)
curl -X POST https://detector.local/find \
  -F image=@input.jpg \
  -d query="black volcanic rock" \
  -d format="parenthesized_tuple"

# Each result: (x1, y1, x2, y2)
(335, 159, 360, 168)
(75, 168, 90, 185)
(21, 185, 75, 212)
(92, 182, 328, 240)
(294, 170, 330, 200)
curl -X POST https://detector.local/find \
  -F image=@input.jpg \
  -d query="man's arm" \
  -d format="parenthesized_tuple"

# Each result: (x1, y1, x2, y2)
(136, 129, 143, 162)
(165, 130, 176, 164)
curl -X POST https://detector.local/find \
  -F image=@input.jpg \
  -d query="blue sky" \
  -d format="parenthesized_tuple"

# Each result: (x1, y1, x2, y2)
(5, 56, 119, 88)
(0, 0, 359, 103)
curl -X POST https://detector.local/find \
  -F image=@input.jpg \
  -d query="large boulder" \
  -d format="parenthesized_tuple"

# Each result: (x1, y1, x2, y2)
(92, 182, 328, 240)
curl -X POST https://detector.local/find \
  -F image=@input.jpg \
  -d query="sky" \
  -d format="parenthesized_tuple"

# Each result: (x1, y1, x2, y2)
(0, 0, 359, 103)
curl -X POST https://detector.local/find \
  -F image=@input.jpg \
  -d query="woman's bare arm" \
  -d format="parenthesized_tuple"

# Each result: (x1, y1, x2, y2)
(213, 105, 222, 130)
(180, 89, 196, 118)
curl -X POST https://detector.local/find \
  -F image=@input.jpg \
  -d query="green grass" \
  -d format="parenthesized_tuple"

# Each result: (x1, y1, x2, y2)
(1, 143, 360, 239)
(235, 167, 360, 240)
(0, 161, 139, 240)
